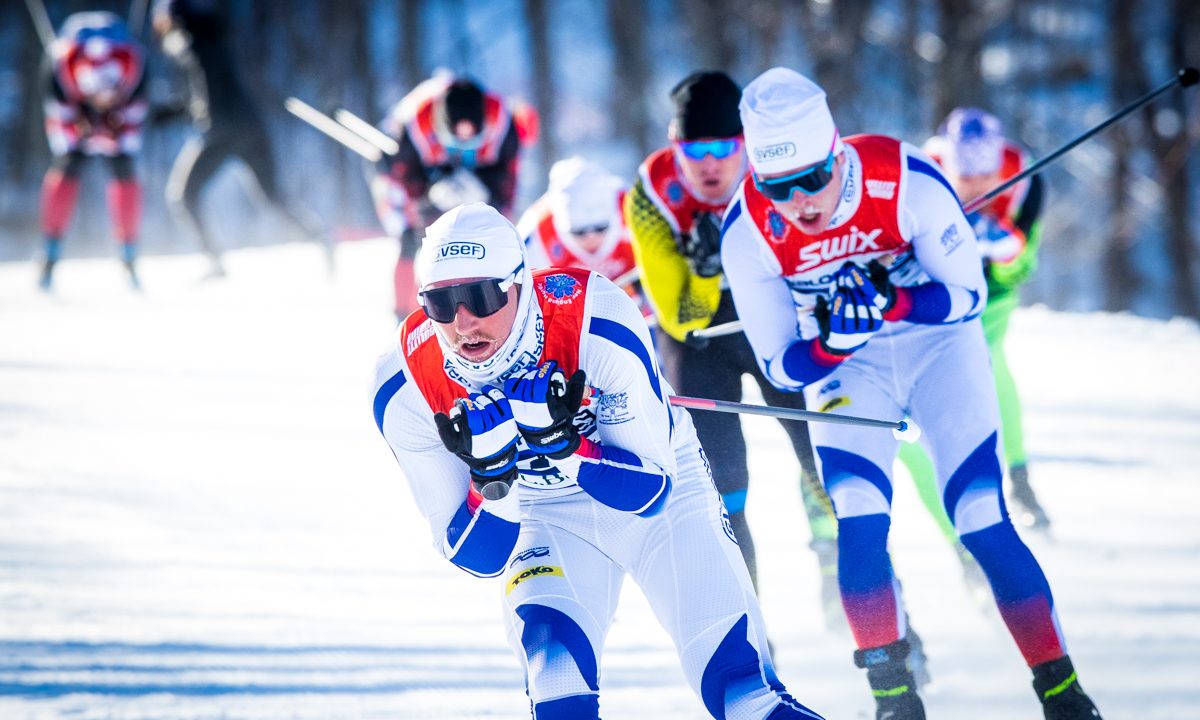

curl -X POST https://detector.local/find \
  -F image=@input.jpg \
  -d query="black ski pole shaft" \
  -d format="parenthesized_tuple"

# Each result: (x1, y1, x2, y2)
(964, 66, 1199, 215)
(669, 394, 911, 433)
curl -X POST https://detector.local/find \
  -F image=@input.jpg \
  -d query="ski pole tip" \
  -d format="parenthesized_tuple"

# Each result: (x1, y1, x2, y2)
(1180, 67, 1200, 88)
(892, 418, 922, 443)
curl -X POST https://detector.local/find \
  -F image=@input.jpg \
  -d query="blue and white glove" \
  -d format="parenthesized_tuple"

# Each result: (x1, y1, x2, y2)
(434, 386, 520, 498)
(813, 262, 887, 356)
(968, 212, 1021, 262)
(503, 361, 588, 459)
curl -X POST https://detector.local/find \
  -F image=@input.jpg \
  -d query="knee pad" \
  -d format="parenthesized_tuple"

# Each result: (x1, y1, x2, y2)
(516, 604, 599, 710)
(816, 446, 892, 518)
(942, 432, 1005, 535)
(700, 614, 766, 719)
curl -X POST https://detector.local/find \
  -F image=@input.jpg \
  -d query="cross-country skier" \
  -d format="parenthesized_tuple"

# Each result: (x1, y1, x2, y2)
(720, 67, 1101, 720)
(371, 202, 825, 720)
(152, 0, 330, 277)
(623, 70, 840, 622)
(919, 107, 1051, 531)
(38, 11, 147, 290)
(516, 156, 647, 313)
(372, 72, 536, 319)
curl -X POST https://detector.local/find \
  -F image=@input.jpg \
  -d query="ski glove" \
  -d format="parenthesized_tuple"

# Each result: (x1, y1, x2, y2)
(814, 262, 887, 355)
(502, 361, 587, 459)
(434, 386, 520, 496)
(681, 211, 724, 278)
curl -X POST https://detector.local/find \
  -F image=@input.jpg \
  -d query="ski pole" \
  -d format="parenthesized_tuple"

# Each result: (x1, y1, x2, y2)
(333, 109, 400, 156)
(285, 97, 384, 162)
(963, 66, 1199, 215)
(688, 319, 743, 341)
(668, 394, 920, 441)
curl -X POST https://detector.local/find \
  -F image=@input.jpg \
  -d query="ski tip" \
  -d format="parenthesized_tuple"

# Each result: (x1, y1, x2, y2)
(1181, 67, 1200, 88)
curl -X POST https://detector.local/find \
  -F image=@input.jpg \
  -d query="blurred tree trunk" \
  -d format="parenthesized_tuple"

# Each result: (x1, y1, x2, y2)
(1103, 0, 1142, 311)
(931, 0, 986, 122)
(797, 0, 873, 115)
(748, 0, 784, 72)
(400, 0, 423, 91)
(1143, 0, 1198, 318)
(680, 0, 738, 72)
(607, 0, 654, 158)
(524, 0, 556, 180)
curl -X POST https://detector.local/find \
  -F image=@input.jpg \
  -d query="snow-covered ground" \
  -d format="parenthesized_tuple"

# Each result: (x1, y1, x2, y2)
(1, 240, 1197, 719)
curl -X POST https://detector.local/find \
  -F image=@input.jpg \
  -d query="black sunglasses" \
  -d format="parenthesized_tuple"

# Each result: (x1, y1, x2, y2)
(419, 264, 522, 323)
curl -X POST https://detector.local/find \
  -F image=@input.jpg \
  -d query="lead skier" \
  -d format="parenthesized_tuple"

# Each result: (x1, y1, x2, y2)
(720, 67, 1101, 720)
(371, 202, 824, 719)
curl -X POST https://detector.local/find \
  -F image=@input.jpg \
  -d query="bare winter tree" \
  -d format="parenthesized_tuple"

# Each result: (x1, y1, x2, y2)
(931, 0, 988, 122)
(1104, 0, 1143, 312)
(400, 0, 424, 92)
(1139, 0, 1198, 318)
(796, 0, 874, 120)
(679, 0, 740, 72)
(524, 0, 557, 180)
(606, 0, 654, 158)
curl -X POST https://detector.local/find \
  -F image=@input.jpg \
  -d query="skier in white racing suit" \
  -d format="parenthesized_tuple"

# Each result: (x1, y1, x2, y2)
(719, 67, 1101, 720)
(371, 203, 824, 719)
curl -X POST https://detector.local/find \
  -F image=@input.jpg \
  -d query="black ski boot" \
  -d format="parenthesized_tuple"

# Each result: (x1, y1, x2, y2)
(1008, 464, 1051, 531)
(854, 638, 926, 720)
(1032, 656, 1101, 719)
(39, 237, 61, 291)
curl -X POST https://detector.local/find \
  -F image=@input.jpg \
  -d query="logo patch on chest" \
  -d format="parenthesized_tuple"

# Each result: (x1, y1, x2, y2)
(795, 226, 884, 272)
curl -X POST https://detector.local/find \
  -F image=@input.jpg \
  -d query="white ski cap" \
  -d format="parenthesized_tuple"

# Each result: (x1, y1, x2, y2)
(740, 67, 843, 176)
(548, 157, 622, 232)
(939, 107, 1005, 177)
(416, 202, 526, 289)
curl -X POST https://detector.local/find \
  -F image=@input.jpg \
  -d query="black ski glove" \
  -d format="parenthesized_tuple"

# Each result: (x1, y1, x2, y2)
(682, 211, 723, 278)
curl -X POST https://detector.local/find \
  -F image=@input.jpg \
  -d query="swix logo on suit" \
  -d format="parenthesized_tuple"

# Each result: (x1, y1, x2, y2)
(741, 134, 909, 285)
(795, 226, 884, 273)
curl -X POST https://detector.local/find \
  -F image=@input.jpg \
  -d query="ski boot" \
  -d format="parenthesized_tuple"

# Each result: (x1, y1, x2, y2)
(121, 244, 141, 290)
(1008, 464, 1051, 531)
(854, 638, 926, 720)
(1032, 656, 1101, 719)
(39, 237, 61, 291)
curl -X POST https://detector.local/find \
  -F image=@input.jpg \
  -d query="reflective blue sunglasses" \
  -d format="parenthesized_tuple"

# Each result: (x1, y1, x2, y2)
(753, 151, 837, 201)
(676, 137, 741, 161)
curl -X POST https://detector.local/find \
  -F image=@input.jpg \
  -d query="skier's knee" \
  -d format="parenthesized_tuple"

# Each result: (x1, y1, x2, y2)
(941, 432, 1005, 535)
(516, 604, 598, 713)
(816, 446, 892, 517)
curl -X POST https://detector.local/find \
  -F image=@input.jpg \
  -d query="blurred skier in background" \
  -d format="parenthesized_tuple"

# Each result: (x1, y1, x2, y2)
(372, 72, 537, 319)
(38, 11, 147, 290)
(517, 156, 647, 314)
(919, 107, 1051, 532)
(153, 0, 331, 277)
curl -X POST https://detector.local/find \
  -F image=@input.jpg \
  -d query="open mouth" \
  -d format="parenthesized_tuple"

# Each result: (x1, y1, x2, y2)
(458, 339, 493, 358)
